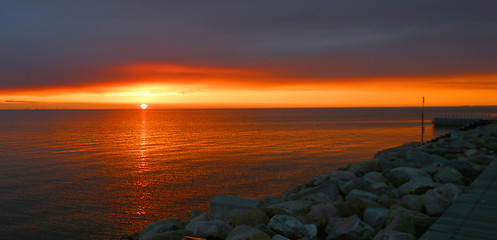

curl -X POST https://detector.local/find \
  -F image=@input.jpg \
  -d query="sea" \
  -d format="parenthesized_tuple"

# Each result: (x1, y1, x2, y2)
(1, 107, 496, 239)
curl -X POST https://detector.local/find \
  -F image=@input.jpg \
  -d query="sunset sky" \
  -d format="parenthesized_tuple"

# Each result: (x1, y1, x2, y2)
(1, 1, 496, 109)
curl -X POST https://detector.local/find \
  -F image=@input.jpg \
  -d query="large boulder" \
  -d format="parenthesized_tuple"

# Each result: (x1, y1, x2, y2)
(233, 208, 269, 227)
(387, 205, 436, 235)
(384, 216, 416, 236)
(267, 200, 313, 216)
(399, 177, 436, 195)
(306, 203, 340, 228)
(385, 167, 430, 187)
(345, 189, 382, 215)
(446, 158, 483, 179)
(399, 195, 423, 212)
(373, 229, 416, 240)
(370, 182, 390, 196)
(363, 208, 388, 230)
(423, 183, 462, 217)
(433, 167, 463, 184)
(363, 172, 387, 185)
(325, 215, 375, 240)
(291, 183, 341, 202)
(196, 220, 234, 239)
(268, 214, 309, 239)
(138, 218, 187, 240)
(226, 225, 271, 240)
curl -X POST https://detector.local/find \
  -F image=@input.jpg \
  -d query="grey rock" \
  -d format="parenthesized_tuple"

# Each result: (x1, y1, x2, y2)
(272, 234, 290, 240)
(258, 196, 284, 208)
(139, 230, 193, 240)
(302, 192, 333, 204)
(399, 195, 423, 212)
(370, 182, 390, 196)
(399, 177, 435, 195)
(373, 229, 415, 240)
(345, 189, 379, 202)
(190, 213, 213, 222)
(465, 149, 479, 157)
(385, 167, 430, 187)
(339, 180, 356, 196)
(385, 216, 416, 236)
(227, 225, 271, 240)
(329, 171, 356, 181)
(139, 218, 187, 240)
(446, 158, 483, 179)
(363, 172, 387, 185)
(197, 220, 233, 239)
(363, 208, 388, 230)
(325, 215, 375, 240)
(292, 183, 341, 202)
(304, 224, 318, 240)
(434, 167, 463, 184)
(210, 195, 260, 218)
(405, 150, 432, 167)
(306, 203, 339, 228)
(347, 161, 379, 176)
(387, 205, 436, 233)
(268, 200, 313, 216)
(184, 221, 205, 236)
(423, 183, 462, 217)
(268, 214, 309, 239)
(188, 210, 204, 221)
(233, 208, 269, 227)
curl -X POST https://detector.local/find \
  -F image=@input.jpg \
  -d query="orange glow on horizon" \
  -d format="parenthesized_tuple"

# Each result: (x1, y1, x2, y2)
(0, 62, 496, 109)
(141, 104, 147, 109)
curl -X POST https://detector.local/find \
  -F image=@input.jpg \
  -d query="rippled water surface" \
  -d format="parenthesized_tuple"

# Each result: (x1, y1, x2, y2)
(1, 107, 496, 239)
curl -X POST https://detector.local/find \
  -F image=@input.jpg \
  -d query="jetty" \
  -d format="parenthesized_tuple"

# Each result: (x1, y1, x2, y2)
(432, 115, 497, 128)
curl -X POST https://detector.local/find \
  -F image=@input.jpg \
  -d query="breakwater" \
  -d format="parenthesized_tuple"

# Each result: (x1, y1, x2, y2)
(119, 122, 497, 240)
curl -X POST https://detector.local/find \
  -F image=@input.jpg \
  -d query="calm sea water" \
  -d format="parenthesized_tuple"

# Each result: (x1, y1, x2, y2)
(1, 107, 496, 239)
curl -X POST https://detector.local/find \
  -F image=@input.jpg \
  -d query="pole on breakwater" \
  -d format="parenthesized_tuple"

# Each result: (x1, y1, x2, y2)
(421, 96, 425, 143)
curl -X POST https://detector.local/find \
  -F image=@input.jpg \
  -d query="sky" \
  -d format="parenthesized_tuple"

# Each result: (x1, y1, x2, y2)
(1, 1, 497, 109)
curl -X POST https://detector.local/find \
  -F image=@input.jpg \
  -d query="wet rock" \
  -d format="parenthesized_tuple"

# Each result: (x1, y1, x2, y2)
(138, 218, 187, 240)
(233, 208, 269, 227)
(434, 167, 463, 184)
(373, 229, 415, 240)
(399, 177, 436, 195)
(227, 225, 271, 240)
(210, 195, 260, 218)
(268, 214, 309, 239)
(363, 207, 388, 230)
(196, 220, 233, 239)
(325, 215, 375, 240)
(385, 167, 430, 187)
(306, 203, 339, 228)
(268, 200, 313, 216)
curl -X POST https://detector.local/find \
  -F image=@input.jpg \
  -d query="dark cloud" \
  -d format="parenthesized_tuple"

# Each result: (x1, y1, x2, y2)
(1, 0, 496, 90)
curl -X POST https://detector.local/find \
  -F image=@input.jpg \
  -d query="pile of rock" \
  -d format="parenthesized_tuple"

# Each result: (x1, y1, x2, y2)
(123, 123, 497, 240)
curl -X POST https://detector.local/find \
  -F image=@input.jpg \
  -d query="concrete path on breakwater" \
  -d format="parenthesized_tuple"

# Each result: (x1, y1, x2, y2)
(420, 158, 497, 240)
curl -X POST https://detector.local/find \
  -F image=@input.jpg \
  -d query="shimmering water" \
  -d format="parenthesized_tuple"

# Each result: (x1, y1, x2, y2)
(1, 107, 496, 239)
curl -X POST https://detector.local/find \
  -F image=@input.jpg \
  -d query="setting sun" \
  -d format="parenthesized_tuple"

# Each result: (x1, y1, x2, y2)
(141, 104, 147, 109)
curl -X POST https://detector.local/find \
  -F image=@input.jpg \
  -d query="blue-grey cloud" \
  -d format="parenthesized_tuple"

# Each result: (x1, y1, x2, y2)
(1, 0, 496, 90)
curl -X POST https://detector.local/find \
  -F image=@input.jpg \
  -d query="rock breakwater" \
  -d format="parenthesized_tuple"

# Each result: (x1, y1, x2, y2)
(120, 122, 497, 240)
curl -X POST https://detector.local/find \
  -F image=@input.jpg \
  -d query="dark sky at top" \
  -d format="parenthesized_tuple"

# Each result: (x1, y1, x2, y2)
(1, 0, 497, 91)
